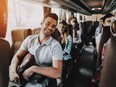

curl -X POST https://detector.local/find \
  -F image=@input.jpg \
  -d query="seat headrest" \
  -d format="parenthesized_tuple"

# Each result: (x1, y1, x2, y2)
(11, 29, 32, 42)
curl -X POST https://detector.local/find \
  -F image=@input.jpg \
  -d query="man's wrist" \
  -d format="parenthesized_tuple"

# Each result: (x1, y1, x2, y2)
(31, 65, 38, 73)
(10, 70, 16, 73)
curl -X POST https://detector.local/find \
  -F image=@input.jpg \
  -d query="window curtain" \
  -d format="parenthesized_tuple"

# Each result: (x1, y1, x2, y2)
(59, 9, 66, 22)
(68, 12, 74, 24)
(0, 0, 8, 37)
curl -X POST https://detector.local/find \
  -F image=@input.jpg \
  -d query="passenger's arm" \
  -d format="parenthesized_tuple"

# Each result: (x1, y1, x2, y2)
(23, 41, 63, 80)
(9, 49, 28, 82)
(23, 60, 62, 80)
(9, 36, 30, 82)
(64, 35, 72, 54)
(10, 50, 27, 73)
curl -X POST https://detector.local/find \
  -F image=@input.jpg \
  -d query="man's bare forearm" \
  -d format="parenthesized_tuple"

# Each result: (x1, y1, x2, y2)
(31, 66, 62, 79)
(10, 56, 20, 73)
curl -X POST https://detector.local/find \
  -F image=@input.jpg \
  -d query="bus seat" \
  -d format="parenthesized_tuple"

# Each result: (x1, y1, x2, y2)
(0, 37, 10, 87)
(51, 28, 60, 41)
(32, 27, 41, 35)
(100, 20, 116, 87)
(97, 25, 110, 67)
(10, 29, 32, 59)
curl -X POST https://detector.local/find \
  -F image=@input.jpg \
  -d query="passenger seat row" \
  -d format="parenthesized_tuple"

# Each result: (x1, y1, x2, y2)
(0, 28, 46, 87)
(0, 37, 10, 87)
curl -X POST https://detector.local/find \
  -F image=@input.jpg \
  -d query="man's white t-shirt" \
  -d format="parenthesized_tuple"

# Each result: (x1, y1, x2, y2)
(20, 35, 63, 67)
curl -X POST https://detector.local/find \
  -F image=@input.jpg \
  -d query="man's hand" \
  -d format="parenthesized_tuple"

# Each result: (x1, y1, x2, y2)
(9, 71, 20, 83)
(22, 66, 35, 81)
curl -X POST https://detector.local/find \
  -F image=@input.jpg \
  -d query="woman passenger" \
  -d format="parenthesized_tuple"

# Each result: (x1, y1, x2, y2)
(57, 21, 73, 84)
(70, 17, 82, 63)
(71, 17, 82, 44)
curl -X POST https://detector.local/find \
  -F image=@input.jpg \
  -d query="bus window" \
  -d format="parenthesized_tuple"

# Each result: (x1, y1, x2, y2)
(6, 0, 44, 44)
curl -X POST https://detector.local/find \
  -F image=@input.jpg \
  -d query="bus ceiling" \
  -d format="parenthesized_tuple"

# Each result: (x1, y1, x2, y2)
(23, 0, 116, 15)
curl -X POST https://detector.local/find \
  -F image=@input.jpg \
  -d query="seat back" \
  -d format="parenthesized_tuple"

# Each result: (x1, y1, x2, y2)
(0, 38, 10, 87)
(10, 29, 32, 59)
(97, 27, 110, 67)
(100, 20, 116, 87)
(32, 27, 41, 35)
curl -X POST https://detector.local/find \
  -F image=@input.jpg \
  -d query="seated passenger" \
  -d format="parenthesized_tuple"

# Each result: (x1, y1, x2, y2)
(100, 19, 116, 87)
(70, 17, 82, 63)
(91, 13, 114, 87)
(9, 13, 63, 87)
(95, 18, 103, 38)
(71, 17, 82, 44)
(97, 13, 114, 67)
(57, 21, 72, 84)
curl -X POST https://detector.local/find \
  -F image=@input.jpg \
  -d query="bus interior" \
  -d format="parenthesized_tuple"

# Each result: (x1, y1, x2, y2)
(0, 0, 116, 87)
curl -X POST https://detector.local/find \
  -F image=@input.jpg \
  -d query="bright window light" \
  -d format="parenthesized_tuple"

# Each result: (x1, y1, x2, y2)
(6, 0, 43, 44)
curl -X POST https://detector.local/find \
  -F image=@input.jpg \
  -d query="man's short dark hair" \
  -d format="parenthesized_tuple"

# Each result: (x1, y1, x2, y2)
(43, 13, 58, 22)
(102, 13, 114, 22)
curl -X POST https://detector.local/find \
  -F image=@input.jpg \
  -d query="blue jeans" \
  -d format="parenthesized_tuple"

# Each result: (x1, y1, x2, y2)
(25, 79, 48, 87)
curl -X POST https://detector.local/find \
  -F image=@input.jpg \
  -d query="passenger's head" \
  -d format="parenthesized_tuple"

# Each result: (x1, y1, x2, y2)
(102, 13, 114, 27)
(41, 13, 58, 37)
(71, 17, 78, 29)
(58, 21, 68, 34)
(99, 17, 103, 24)
(43, 13, 58, 22)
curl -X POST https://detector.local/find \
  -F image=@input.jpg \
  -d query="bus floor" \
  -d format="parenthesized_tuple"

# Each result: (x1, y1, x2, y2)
(63, 44, 94, 87)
